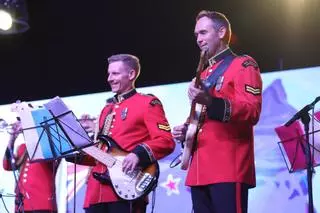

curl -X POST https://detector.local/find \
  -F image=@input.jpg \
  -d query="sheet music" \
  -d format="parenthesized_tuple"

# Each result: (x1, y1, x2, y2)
(44, 96, 93, 148)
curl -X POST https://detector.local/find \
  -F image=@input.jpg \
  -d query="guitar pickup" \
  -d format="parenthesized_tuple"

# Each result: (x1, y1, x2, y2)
(136, 173, 153, 192)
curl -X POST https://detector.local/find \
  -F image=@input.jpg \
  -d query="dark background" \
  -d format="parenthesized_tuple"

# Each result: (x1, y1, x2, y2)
(1, 0, 319, 105)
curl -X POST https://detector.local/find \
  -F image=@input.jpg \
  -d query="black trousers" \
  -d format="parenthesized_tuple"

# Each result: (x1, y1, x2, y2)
(191, 182, 249, 213)
(85, 200, 146, 213)
(23, 211, 56, 213)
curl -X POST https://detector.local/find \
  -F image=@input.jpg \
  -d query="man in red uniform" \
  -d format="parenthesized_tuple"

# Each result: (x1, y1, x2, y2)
(3, 121, 57, 213)
(172, 10, 262, 213)
(78, 54, 175, 213)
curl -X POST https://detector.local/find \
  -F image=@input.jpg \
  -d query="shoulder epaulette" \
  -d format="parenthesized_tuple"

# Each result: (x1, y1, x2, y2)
(150, 98, 162, 106)
(240, 56, 259, 69)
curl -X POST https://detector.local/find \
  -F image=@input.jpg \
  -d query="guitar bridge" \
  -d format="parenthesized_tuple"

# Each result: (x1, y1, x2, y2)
(136, 173, 154, 192)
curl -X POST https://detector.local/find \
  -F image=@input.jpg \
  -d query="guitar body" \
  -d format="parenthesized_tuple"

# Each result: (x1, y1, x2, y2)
(83, 135, 159, 201)
(180, 103, 203, 170)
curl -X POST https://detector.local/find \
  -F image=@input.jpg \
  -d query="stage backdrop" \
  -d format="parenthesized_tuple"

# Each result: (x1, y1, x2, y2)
(0, 66, 320, 213)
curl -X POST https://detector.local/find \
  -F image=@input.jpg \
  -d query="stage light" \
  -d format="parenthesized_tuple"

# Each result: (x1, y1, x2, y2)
(0, 10, 12, 30)
(0, 0, 29, 35)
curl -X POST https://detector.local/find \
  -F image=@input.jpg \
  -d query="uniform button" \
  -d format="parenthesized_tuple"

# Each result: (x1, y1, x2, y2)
(113, 119, 115, 122)
(209, 69, 213, 73)
(111, 125, 114, 128)
(23, 173, 27, 177)
(109, 132, 112, 135)
(26, 163, 30, 166)
(199, 128, 203, 133)
(115, 105, 119, 108)
(23, 179, 27, 183)
(24, 168, 28, 172)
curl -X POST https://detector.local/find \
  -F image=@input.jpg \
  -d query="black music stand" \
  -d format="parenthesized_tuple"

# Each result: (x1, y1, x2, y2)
(0, 189, 15, 213)
(43, 97, 98, 213)
(19, 99, 97, 213)
(275, 101, 320, 213)
(22, 109, 94, 163)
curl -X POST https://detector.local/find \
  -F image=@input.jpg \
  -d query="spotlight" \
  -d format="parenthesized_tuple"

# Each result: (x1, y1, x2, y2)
(0, 0, 29, 35)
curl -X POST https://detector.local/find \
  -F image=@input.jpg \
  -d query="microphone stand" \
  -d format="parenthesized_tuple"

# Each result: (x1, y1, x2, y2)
(300, 112, 314, 213)
(284, 96, 320, 213)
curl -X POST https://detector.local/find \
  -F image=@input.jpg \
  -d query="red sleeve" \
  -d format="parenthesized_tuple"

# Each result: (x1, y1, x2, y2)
(229, 57, 262, 124)
(132, 98, 175, 164)
(3, 144, 25, 171)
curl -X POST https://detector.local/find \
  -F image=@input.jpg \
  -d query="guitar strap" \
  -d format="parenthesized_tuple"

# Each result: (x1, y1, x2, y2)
(202, 55, 236, 90)
(101, 108, 115, 135)
(85, 107, 114, 184)
(196, 55, 235, 127)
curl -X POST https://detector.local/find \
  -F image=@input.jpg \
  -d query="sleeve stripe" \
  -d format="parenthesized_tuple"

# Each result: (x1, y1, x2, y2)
(245, 85, 261, 95)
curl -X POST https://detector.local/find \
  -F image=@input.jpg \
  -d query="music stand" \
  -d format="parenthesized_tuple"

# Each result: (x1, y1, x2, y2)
(0, 189, 15, 213)
(275, 110, 320, 213)
(44, 96, 98, 213)
(17, 103, 95, 162)
(275, 121, 320, 173)
(16, 97, 96, 213)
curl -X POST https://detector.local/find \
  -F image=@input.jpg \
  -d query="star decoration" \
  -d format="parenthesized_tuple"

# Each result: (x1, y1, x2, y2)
(160, 174, 181, 196)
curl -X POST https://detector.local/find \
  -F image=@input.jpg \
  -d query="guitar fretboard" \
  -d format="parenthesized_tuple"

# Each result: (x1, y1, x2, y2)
(82, 146, 116, 167)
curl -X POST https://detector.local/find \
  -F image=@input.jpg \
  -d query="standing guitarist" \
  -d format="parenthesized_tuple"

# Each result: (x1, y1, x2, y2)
(77, 54, 175, 213)
(172, 10, 262, 213)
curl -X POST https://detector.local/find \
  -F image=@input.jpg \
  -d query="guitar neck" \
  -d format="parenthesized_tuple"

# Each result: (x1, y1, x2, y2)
(82, 146, 116, 167)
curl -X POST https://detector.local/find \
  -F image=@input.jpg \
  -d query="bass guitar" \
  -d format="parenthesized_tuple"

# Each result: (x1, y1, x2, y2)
(180, 49, 207, 170)
(82, 135, 159, 200)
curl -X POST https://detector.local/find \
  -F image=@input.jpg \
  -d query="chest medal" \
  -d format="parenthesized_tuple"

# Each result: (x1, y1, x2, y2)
(215, 76, 224, 91)
(121, 107, 128, 120)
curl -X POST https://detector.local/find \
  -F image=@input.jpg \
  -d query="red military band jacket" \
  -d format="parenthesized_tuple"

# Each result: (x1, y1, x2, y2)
(3, 144, 57, 212)
(82, 89, 175, 208)
(186, 48, 262, 188)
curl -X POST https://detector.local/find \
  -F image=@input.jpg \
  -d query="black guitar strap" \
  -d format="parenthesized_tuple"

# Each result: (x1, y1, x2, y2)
(202, 55, 235, 91)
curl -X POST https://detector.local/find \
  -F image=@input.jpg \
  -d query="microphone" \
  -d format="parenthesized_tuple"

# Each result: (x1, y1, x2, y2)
(285, 96, 320, 127)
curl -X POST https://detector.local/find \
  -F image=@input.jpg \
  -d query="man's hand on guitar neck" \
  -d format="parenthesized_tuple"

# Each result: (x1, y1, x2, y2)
(188, 81, 212, 106)
(172, 124, 188, 142)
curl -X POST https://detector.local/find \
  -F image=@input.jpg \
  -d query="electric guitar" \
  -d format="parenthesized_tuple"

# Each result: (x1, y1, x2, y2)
(180, 49, 207, 170)
(82, 135, 159, 200)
